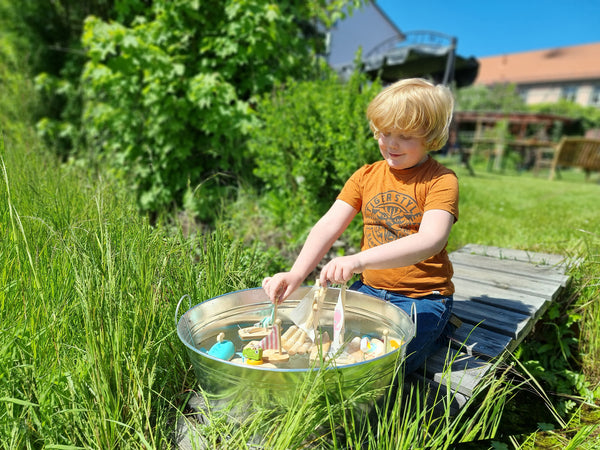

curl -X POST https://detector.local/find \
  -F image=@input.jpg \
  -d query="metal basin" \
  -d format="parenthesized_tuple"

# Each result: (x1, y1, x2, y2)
(176, 287, 415, 414)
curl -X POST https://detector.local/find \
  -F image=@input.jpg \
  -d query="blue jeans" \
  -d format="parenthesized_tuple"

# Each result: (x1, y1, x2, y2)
(349, 280, 453, 375)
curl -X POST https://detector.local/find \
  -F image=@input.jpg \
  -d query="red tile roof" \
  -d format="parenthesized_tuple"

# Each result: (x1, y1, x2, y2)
(475, 42, 600, 85)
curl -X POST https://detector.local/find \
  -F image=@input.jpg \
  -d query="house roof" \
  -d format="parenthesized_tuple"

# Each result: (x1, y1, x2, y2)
(475, 42, 600, 86)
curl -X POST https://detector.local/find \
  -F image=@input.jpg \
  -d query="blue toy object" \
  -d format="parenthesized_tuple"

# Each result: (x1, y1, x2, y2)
(207, 332, 235, 361)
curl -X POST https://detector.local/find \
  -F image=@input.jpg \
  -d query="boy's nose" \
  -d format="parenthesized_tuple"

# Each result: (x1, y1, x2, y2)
(384, 138, 400, 149)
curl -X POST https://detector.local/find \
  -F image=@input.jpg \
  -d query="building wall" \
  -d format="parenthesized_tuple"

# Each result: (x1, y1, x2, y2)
(520, 81, 600, 107)
(326, 2, 403, 68)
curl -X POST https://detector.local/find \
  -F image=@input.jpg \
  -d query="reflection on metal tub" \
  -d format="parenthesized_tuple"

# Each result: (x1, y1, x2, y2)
(176, 287, 415, 415)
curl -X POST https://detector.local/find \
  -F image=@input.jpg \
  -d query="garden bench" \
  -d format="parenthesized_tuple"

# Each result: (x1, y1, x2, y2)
(411, 244, 571, 413)
(534, 136, 600, 180)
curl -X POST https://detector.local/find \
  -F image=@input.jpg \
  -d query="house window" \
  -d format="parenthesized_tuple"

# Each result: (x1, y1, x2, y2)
(560, 85, 578, 102)
(590, 85, 600, 107)
(518, 87, 529, 103)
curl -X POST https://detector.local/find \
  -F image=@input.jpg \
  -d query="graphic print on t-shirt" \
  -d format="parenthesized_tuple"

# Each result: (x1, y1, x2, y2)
(364, 190, 422, 247)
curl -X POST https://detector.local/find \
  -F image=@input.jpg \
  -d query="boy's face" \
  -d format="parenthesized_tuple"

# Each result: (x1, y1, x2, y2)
(377, 130, 428, 170)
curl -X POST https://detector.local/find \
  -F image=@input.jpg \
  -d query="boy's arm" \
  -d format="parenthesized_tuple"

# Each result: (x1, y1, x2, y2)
(319, 209, 454, 285)
(262, 200, 358, 302)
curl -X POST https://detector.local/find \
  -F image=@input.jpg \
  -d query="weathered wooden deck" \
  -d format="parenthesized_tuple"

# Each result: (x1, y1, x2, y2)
(412, 243, 571, 412)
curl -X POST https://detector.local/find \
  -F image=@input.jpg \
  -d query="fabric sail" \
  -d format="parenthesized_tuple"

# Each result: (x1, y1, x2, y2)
(260, 323, 280, 350)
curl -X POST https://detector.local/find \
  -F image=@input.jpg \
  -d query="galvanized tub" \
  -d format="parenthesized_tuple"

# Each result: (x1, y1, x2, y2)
(176, 287, 415, 415)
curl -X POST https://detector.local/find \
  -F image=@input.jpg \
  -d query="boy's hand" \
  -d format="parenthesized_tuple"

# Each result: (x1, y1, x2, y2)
(262, 272, 304, 304)
(319, 255, 363, 286)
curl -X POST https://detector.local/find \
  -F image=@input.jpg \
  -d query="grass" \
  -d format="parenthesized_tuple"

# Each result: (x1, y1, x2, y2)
(441, 156, 600, 256)
(1, 76, 599, 446)
(2, 135, 599, 448)
(0, 135, 269, 448)
(180, 355, 525, 449)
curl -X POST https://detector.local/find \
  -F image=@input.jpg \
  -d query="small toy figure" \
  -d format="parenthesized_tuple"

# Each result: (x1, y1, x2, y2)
(360, 336, 385, 359)
(242, 342, 263, 364)
(262, 319, 289, 363)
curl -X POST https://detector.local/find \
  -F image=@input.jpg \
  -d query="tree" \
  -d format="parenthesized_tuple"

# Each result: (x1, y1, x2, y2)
(80, 0, 363, 217)
(1, 0, 151, 156)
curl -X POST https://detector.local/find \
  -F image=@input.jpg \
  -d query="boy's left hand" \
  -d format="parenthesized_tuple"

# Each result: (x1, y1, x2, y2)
(320, 255, 363, 286)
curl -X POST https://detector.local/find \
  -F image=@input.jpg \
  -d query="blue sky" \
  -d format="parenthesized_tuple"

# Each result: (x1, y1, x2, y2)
(376, 0, 600, 58)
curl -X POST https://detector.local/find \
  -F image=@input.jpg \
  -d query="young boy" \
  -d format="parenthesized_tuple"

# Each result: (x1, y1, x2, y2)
(262, 78, 458, 374)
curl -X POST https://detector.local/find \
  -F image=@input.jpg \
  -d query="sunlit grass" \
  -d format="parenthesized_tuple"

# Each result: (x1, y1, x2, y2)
(179, 351, 553, 449)
(0, 136, 269, 447)
(439, 156, 600, 256)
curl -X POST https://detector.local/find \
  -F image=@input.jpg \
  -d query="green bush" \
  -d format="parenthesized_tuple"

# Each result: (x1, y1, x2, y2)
(77, 1, 364, 217)
(529, 99, 600, 134)
(248, 71, 381, 240)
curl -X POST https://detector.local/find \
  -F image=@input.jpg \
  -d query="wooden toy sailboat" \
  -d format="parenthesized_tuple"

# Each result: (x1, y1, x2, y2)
(238, 304, 274, 340)
(262, 302, 289, 363)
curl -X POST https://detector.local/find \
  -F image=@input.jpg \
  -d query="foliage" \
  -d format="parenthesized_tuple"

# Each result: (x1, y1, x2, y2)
(455, 83, 527, 112)
(1, 0, 150, 159)
(513, 233, 600, 426)
(0, 30, 38, 147)
(515, 300, 588, 417)
(529, 100, 600, 133)
(79, 0, 364, 217)
(248, 70, 381, 241)
(574, 234, 600, 391)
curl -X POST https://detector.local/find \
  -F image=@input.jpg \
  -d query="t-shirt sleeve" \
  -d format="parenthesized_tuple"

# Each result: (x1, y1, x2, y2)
(424, 171, 459, 222)
(336, 166, 366, 211)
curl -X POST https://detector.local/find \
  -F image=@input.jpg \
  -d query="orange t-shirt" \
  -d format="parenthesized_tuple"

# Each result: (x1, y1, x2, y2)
(337, 157, 459, 297)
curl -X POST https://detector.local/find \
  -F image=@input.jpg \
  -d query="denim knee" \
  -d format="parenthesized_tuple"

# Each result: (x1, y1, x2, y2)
(349, 280, 453, 374)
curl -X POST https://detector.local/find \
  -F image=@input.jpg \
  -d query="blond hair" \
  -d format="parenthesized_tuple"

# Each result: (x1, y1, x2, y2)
(366, 78, 454, 151)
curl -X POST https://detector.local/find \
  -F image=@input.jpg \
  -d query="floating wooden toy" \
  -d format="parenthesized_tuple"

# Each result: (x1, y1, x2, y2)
(207, 332, 235, 361)
(242, 341, 263, 362)
(281, 325, 299, 348)
(238, 303, 275, 340)
(262, 319, 289, 363)
(238, 326, 270, 340)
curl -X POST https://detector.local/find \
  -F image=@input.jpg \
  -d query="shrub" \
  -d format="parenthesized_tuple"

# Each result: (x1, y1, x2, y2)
(77, 0, 364, 218)
(248, 71, 381, 239)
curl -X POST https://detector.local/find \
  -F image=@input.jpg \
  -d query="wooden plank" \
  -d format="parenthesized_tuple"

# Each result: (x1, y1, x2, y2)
(450, 251, 570, 287)
(405, 373, 468, 415)
(416, 244, 571, 413)
(452, 277, 549, 317)
(422, 347, 492, 397)
(449, 322, 513, 358)
(452, 296, 531, 340)
(454, 244, 567, 268)
(451, 263, 563, 301)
